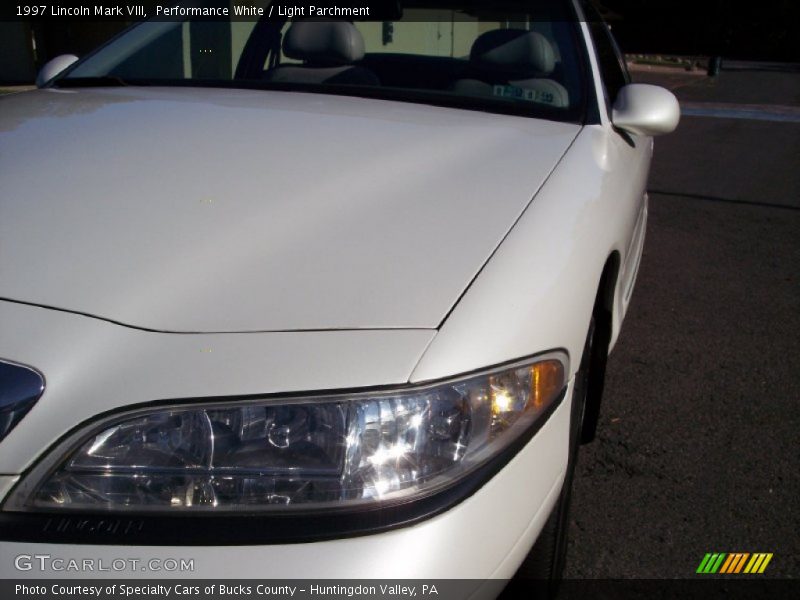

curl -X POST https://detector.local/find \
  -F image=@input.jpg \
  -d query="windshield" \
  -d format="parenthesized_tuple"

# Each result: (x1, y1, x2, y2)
(59, 1, 588, 122)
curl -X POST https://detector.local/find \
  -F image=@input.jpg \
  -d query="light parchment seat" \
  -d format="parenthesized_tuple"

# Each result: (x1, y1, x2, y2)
(266, 21, 379, 86)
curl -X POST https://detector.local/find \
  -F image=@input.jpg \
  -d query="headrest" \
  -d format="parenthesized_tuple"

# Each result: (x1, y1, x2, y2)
(283, 21, 366, 65)
(470, 29, 556, 76)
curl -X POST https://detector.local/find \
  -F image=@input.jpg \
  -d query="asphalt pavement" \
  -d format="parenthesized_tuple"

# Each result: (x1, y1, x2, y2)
(564, 65, 800, 579)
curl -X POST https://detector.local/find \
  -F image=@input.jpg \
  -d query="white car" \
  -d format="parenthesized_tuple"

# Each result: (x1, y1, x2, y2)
(0, 0, 678, 589)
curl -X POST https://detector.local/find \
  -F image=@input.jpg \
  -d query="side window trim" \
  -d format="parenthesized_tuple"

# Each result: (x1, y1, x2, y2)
(579, 0, 629, 113)
(604, 22, 631, 86)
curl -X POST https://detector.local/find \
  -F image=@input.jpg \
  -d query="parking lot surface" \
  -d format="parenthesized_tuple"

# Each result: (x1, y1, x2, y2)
(565, 65, 800, 578)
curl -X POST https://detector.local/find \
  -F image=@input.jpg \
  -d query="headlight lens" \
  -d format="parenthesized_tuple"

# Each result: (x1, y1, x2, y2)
(23, 355, 565, 513)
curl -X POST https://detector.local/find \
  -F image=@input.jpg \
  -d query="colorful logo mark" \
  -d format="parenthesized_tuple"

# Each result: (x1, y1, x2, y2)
(696, 552, 773, 574)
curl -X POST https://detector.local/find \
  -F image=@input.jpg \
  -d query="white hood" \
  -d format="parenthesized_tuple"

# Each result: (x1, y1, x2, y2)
(0, 87, 579, 331)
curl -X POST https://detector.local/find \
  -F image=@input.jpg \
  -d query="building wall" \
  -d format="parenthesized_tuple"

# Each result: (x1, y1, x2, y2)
(0, 22, 36, 84)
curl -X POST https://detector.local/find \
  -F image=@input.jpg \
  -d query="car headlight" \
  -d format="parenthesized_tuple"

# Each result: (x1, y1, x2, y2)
(10, 353, 566, 513)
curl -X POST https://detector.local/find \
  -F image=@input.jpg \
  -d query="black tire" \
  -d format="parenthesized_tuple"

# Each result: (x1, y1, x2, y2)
(580, 303, 611, 444)
(509, 318, 596, 597)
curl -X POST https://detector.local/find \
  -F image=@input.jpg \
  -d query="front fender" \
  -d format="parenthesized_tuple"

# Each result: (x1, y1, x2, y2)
(411, 125, 651, 383)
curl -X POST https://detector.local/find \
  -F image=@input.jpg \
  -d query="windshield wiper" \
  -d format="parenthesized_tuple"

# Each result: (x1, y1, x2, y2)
(55, 76, 131, 88)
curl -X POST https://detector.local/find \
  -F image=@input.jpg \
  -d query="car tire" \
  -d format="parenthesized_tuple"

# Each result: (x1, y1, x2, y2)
(580, 300, 611, 444)
(507, 317, 597, 597)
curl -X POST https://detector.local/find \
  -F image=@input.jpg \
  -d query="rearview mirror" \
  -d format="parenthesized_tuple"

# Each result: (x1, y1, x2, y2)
(612, 83, 680, 137)
(36, 54, 79, 88)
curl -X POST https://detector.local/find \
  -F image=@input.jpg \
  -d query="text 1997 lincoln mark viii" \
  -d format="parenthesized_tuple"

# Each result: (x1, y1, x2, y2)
(0, 0, 678, 587)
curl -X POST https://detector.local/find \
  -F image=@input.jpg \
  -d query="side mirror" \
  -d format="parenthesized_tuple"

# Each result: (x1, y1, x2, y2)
(36, 54, 80, 88)
(611, 83, 680, 137)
